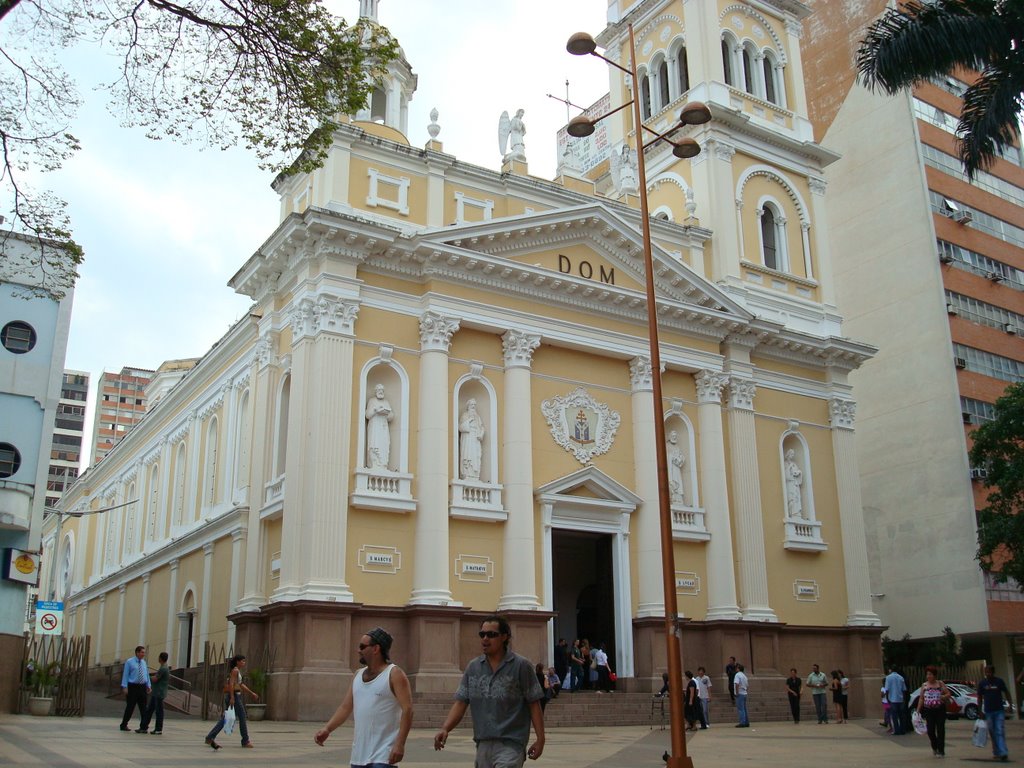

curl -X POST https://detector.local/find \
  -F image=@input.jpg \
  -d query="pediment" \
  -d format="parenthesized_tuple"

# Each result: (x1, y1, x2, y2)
(414, 204, 750, 317)
(535, 465, 643, 507)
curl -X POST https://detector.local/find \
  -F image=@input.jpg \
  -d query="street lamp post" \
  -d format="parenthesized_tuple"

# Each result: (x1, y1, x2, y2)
(566, 24, 711, 768)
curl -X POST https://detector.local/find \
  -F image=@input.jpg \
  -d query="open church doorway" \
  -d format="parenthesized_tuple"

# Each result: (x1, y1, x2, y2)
(552, 530, 616, 663)
(538, 466, 641, 679)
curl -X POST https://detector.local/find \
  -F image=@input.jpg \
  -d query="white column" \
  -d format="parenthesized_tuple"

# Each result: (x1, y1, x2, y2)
(409, 311, 460, 605)
(277, 295, 360, 601)
(807, 177, 835, 305)
(115, 584, 126, 660)
(695, 371, 742, 620)
(218, 383, 237, 505)
(227, 527, 246, 648)
(138, 572, 150, 646)
(94, 595, 105, 665)
(154, 437, 172, 545)
(238, 338, 275, 611)
(830, 398, 881, 626)
(784, 19, 809, 118)
(726, 376, 777, 622)
(185, 412, 201, 525)
(630, 356, 664, 618)
(68, 606, 77, 637)
(682, 0, 725, 84)
(498, 329, 542, 611)
(166, 559, 180, 663)
(199, 542, 214, 649)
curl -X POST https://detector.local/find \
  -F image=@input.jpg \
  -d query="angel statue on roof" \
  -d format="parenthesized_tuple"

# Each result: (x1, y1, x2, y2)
(498, 109, 527, 163)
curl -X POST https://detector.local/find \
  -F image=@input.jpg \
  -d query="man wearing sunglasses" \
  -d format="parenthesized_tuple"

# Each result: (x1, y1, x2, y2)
(314, 627, 413, 767)
(434, 615, 546, 766)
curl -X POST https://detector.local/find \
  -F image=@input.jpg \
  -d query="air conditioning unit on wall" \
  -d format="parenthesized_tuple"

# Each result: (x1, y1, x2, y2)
(954, 357, 967, 369)
(970, 467, 989, 480)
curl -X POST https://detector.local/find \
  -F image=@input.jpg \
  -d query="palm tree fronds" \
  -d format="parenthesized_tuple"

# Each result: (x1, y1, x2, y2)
(958, 61, 1024, 177)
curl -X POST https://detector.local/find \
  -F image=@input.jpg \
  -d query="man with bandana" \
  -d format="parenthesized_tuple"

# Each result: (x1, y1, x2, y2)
(314, 627, 413, 767)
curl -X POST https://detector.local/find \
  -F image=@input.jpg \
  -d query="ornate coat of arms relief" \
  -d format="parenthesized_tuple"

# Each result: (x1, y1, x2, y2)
(541, 387, 621, 464)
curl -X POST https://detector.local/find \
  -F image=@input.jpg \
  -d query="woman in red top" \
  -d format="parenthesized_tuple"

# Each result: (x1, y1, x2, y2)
(916, 666, 951, 756)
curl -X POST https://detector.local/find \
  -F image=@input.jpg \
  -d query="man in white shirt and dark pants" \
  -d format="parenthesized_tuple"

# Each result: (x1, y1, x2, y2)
(315, 627, 414, 767)
(696, 666, 712, 727)
(733, 663, 750, 727)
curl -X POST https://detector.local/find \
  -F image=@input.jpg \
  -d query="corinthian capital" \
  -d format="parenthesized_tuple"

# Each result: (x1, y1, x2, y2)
(628, 356, 664, 393)
(726, 376, 756, 410)
(502, 329, 541, 368)
(695, 370, 727, 404)
(829, 397, 857, 430)
(419, 311, 460, 352)
(314, 295, 360, 336)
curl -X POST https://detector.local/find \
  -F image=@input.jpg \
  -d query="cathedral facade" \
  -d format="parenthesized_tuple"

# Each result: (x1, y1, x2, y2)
(47, 0, 884, 719)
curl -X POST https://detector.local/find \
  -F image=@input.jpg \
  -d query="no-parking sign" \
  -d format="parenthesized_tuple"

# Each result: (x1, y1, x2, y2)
(35, 600, 63, 636)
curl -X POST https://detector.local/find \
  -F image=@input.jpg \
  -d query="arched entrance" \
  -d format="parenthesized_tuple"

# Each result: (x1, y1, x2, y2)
(538, 466, 641, 679)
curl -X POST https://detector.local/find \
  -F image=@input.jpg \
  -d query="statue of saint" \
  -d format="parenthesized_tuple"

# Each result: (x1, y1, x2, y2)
(784, 448, 804, 519)
(666, 429, 685, 503)
(365, 383, 394, 470)
(458, 399, 485, 480)
(498, 109, 527, 163)
(611, 144, 639, 196)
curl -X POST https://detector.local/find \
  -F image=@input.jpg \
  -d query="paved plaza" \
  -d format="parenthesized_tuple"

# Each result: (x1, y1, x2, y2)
(0, 712, 1020, 767)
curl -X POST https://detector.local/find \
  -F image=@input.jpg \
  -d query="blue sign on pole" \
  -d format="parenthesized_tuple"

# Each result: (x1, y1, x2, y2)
(36, 600, 64, 611)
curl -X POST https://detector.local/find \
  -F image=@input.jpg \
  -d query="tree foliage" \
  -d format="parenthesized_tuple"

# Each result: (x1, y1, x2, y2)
(969, 381, 1024, 590)
(0, 0, 397, 298)
(857, 0, 1024, 179)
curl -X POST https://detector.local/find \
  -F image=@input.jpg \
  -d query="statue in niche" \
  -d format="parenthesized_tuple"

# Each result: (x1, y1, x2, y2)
(459, 399, 485, 480)
(365, 383, 394, 470)
(666, 429, 686, 503)
(784, 448, 804, 519)
(498, 109, 527, 163)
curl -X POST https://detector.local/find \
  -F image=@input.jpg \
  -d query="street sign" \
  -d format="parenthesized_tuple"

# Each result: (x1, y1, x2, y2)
(35, 600, 63, 636)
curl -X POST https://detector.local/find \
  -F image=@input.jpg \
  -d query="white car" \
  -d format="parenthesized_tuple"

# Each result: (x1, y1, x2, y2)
(946, 683, 1014, 720)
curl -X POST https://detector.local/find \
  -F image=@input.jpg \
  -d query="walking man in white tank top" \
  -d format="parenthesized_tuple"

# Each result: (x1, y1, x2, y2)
(314, 627, 414, 767)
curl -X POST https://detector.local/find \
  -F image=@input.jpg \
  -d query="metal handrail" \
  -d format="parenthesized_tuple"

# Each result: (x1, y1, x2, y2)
(166, 672, 193, 713)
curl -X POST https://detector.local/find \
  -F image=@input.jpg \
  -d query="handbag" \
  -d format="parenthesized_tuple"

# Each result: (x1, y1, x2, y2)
(972, 718, 988, 748)
(223, 703, 237, 735)
(609, 671, 617, 682)
(911, 710, 927, 735)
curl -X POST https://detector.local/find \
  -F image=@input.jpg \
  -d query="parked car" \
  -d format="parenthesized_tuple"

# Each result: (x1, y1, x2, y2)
(946, 683, 1014, 720)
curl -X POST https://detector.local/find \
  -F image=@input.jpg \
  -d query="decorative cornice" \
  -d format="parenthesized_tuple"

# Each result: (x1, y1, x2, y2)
(695, 370, 728, 404)
(419, 310, 460, 352)
(197, 391, 225, 422)
(234, 371, 251, 391)
(203, 542, 215, 556)
(502, 329, 541, 368)
(253, 331, 277, 370)
(829, 398, 857, 430)
(727, 377, 757, 411)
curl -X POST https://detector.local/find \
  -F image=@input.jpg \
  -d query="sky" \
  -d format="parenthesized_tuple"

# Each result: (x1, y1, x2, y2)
(10, 1, 614, 463)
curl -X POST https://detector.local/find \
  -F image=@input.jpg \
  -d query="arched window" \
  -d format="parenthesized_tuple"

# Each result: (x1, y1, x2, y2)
(658, 59, 670, 109)
(721, 39, 733, 86)
(640, 73, 652, 120)
(677, 46, 690, 94)
(761, 206, 778, 270)
(763, 57, 776, 104)
(274, 376, 290, 478)
(204, 417, 219, 507)
(742, 46, 755, 94)
(370, 88, 386, 123)
(172, 442, 187, 527)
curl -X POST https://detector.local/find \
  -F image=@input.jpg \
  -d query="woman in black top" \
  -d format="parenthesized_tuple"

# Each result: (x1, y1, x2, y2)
(684, 670, 701, 731)
(785, 668, 802, 723)
(831, 670, 845, 723)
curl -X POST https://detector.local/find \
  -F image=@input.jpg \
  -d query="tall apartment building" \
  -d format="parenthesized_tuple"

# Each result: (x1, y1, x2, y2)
(45, 370, 89, 508)
(90, 366, 153, 465)
(802, 2, 1024, 672)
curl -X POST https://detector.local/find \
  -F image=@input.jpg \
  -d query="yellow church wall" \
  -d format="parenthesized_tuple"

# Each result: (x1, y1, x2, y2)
(176, 549, 206, 609)
(264, 518, 282, 595)
(508, 244, 643, 292)
(449, 518, 505, 611)
(121, 580, 143, 656)
(347, 508, 415, 606)
(206, 537, 234, 647)
(751, 356, 827, 384)
(347, 157, 429, 225)
(146, 566, 174, 651)
(674, 540, 710, 619)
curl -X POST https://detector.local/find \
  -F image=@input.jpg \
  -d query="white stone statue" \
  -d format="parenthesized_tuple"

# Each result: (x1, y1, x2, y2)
(458, 398, 485, 480)
(667, 429, 685, 503)
(498, 109, 527, 163)
(365, 383, 394, 470)
(784, 448, 804, 519)
(610, 144, 639, 196)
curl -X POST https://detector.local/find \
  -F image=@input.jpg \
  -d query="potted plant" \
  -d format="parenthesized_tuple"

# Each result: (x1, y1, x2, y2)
(24, 660, 59, 716)
(245, 667, 267, 721)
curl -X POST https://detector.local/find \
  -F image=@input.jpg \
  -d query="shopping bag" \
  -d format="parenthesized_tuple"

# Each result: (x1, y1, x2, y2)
(972, 718, 988, 748)
(911, 710, 927, 735)
(223, 704, 236, 735)
(562, 673, 571, 691)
